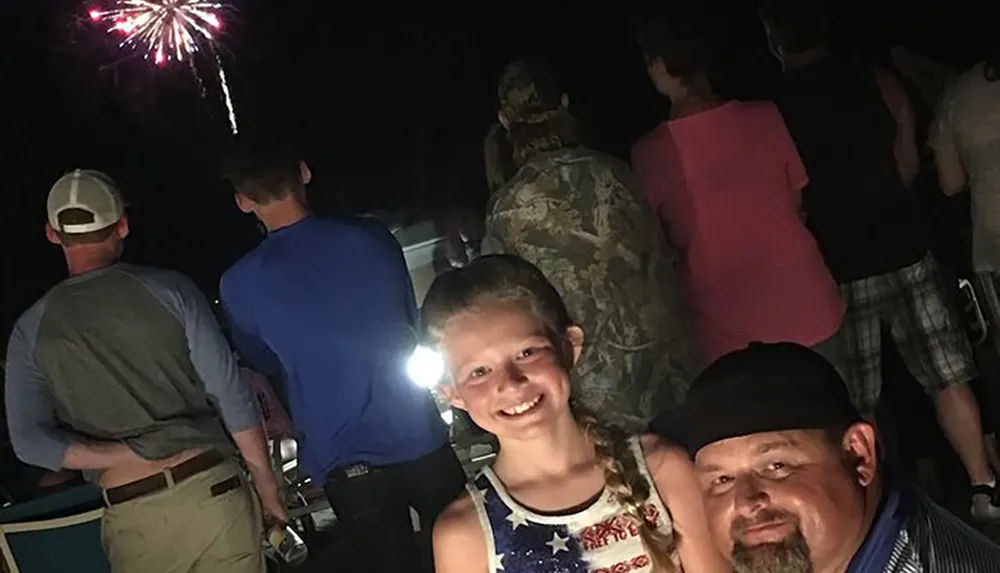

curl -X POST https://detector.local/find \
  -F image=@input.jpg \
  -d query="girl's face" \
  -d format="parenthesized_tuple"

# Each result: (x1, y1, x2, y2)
(438, 303, 583, 440)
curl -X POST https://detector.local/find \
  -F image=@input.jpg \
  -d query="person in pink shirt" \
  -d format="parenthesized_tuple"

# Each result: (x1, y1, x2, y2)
(632, 9, 843, 364)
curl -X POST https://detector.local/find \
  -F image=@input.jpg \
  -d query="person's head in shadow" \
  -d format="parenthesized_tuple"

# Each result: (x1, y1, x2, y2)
(635, 2, 722, 114)
(758, 0, 832, 66)
(221, 135, 311, 233)
(496, 62, 583, 169)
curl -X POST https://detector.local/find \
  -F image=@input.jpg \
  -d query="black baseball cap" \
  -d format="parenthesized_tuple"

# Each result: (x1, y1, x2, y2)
(652, 342, 861, 456)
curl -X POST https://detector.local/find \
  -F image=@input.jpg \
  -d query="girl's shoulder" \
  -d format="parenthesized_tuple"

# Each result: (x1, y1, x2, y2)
(435, 488, 481, 541)
(433, 488, 489, 573)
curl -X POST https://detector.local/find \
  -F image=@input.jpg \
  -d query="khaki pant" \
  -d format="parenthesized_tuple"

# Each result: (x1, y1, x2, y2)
(101, 460, 264, 573)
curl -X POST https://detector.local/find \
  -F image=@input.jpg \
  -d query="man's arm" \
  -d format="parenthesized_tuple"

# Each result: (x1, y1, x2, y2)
(230, 425, 285, 524)
(220, 273, 282, 378)
(5, 323, 136, 471)
(928, 93, 969, 197)
(874, 67, 920, 189)
(178, 277, 262, 436)
(176, 275, 286, 524)
(889, 46, 956, 107)
(400, 249, 419, 328)
(373, 220, 420, 327)
(934, 141, 968, 197)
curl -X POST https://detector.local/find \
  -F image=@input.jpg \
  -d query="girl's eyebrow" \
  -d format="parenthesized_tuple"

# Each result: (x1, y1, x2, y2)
(458, 333, 550, 365)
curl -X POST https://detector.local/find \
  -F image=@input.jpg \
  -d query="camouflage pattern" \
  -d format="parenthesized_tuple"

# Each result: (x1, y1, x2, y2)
(483, 147, 703, 431)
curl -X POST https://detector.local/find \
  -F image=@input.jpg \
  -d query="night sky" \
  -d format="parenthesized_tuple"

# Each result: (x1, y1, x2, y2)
(1, 0, 982, 339)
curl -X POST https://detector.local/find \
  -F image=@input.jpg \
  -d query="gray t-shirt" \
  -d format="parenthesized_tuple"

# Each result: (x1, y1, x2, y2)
(4, 264, 260, 474)
(930, 63, 1000, 272)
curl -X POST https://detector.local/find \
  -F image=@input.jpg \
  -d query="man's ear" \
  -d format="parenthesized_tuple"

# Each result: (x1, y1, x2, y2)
(300, 160, 312, 185)
(498, 111, 511, 131)
(45, 223, 61, 246)
(566, 325, 585, 366)
(842, 421, 879, 487)
(644, 58, 674, 95)
(116, 215, 130, 240)
(234, 192, 255, 214)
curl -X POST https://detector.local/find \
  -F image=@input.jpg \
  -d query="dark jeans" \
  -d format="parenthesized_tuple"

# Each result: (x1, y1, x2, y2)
(324, 443, 466, 573)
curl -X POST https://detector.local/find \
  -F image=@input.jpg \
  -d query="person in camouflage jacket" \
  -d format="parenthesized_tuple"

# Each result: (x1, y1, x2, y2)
(482, 61, 702, 431)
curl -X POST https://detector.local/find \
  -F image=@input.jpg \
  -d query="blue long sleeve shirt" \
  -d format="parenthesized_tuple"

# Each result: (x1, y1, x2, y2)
(220, 216, 447, 480)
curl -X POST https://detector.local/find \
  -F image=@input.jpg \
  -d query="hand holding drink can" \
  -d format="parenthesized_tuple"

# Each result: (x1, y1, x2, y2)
(266, 524, 309, 566)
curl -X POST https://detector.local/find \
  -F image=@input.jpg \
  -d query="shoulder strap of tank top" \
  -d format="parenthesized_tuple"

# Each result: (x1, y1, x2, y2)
(469, 472, 502, 573)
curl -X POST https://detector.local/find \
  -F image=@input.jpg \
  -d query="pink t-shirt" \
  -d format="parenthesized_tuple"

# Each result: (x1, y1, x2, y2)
(632, 101, 843, 361)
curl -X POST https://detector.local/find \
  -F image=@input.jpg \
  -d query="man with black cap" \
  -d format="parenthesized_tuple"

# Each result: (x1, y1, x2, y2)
(654, 342, 1000, 572)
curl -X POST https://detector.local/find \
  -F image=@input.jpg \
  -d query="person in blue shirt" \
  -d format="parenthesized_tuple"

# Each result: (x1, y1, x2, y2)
(219, 136, 465, 573)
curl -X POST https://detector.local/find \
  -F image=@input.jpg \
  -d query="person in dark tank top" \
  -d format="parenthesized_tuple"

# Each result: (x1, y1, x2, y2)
(760, 0, 1000, 522)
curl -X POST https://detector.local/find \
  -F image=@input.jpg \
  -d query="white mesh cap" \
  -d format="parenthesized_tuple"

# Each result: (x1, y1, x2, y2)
(47, 170, 125, 234)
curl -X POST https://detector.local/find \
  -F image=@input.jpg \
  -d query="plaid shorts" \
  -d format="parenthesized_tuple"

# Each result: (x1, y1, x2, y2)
(838, 252, 978, 415)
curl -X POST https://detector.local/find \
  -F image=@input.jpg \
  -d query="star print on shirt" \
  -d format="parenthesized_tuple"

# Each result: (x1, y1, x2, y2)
(546, 532, 570, 554)
(506, 511, 529, 530)
(495, 553, 505, 570)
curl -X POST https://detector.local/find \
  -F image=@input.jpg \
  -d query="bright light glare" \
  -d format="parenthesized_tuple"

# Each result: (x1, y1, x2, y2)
(278, 438, 297, 461)
(440, 410, 454, 425)
(407, 346, 444, 389)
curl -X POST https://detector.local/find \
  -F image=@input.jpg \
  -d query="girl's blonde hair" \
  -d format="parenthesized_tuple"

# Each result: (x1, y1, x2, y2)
(421, 255, 678, 571)
(575, 405, 678, 573)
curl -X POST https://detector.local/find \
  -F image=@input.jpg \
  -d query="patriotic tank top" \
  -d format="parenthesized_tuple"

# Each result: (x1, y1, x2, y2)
(469, 436, 673, 573)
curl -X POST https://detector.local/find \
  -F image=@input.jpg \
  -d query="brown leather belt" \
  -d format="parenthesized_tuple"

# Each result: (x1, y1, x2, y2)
(103, 450, 225, 507)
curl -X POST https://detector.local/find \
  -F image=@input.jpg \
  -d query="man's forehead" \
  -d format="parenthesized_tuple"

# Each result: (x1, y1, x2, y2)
(695, 430, 824, 468)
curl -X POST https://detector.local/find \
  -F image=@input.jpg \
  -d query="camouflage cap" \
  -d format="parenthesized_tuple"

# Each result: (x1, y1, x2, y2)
(498, 61, 565, 126)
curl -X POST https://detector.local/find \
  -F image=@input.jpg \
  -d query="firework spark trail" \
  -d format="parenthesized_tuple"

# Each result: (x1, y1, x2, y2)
(88, 1, 239, 133)
(214, 49, 239, 134)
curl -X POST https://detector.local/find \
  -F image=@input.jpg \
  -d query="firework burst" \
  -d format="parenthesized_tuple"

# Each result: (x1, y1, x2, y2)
(87, 1, 239, 134)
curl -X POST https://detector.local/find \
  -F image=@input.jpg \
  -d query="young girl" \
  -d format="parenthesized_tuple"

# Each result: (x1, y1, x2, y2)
(422, 255, 726, 573)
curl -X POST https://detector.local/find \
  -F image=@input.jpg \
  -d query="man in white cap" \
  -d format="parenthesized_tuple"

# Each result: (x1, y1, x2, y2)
(3, 170, 285, 572)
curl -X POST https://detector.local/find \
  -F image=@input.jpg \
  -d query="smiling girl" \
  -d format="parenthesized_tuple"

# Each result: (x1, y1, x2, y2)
(422, 255, 726, 573)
